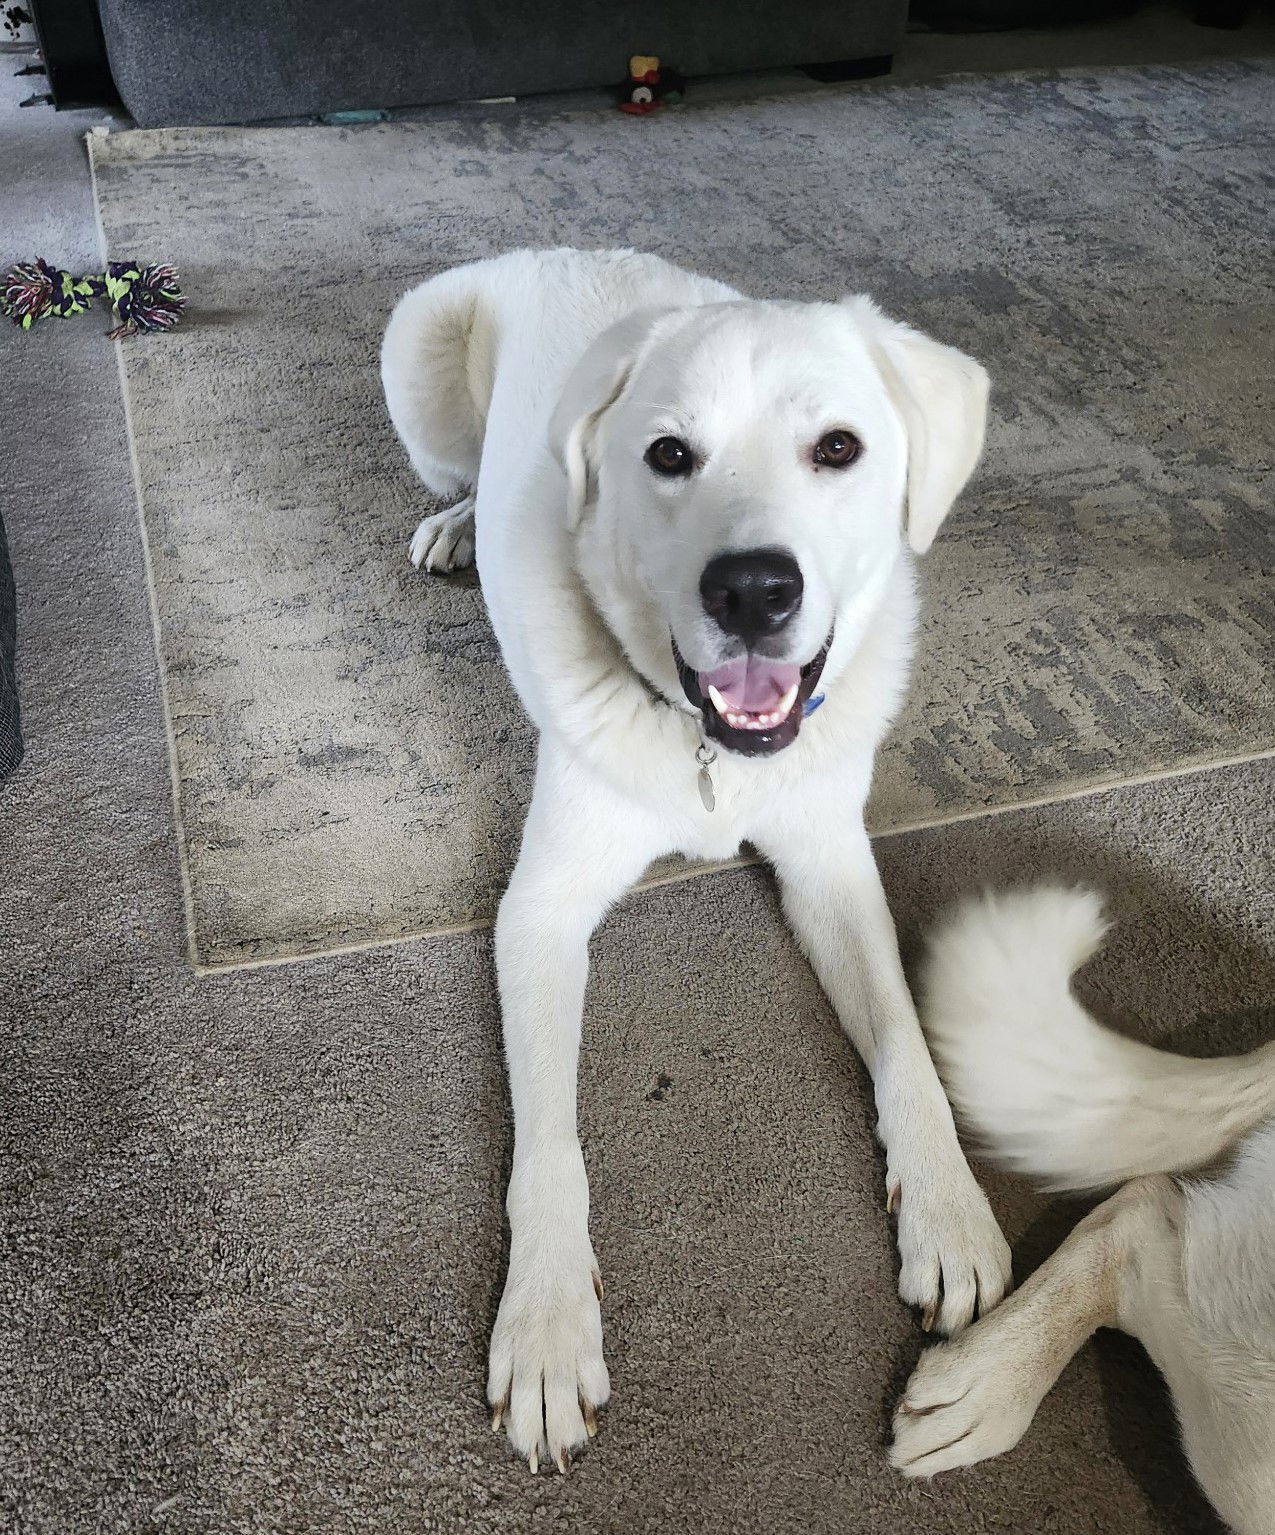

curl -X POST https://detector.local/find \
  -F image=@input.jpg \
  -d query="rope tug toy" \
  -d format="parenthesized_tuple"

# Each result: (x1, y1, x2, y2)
(1, 258, 186, 338)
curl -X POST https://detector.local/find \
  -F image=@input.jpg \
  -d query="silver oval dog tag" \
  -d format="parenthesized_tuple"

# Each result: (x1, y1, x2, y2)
(695, 742, 717, 813)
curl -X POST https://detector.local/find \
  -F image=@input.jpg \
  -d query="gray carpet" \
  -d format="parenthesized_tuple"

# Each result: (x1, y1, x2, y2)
(89, 59, 1275, 969)
(3, 24, 1274, 1535)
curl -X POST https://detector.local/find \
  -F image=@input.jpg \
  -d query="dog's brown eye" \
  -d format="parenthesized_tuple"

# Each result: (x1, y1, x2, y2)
(813, 429, 861, 468)
(646, 436, 693, 477)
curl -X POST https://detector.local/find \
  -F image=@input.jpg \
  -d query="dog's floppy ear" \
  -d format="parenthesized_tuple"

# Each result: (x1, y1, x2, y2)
(848, 297, 990, 555)
(548, 308, 669, 530)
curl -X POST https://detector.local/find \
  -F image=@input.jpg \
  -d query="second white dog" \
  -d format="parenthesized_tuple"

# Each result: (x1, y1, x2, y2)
(895, 885, 1275, 1535)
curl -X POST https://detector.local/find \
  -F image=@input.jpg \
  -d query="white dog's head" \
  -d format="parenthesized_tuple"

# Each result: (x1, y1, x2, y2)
(549, 297, 988, 757)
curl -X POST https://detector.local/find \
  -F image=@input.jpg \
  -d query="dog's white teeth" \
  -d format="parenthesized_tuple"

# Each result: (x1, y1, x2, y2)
(714, 694, 801, 732)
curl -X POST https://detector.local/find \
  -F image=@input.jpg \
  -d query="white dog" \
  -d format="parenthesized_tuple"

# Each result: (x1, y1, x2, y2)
(381, 248, 1012, 1472)
(894, 885, 1275, 1535)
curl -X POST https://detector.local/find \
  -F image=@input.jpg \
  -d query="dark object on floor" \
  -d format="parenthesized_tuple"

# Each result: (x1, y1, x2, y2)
(2, 2, 34, 39)
(801, 53, 892, 82)
(911, 0, 1137, 29)
(616, 54, 684, 114)
(1195, 0, 1249, 27)
(0, 513, 22, 783)
(92, 0, 907, 127)
(28, 0, 119, 108)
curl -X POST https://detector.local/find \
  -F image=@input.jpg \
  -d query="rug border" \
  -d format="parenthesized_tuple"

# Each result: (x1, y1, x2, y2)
(189, 747, 1275, 976)
(89, 126, 203, 971)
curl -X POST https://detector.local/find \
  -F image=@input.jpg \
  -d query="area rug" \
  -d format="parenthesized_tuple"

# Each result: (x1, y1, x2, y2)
(89, 61, 1275, 970)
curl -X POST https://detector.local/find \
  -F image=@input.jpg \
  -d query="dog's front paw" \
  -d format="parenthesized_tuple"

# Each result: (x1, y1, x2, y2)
(887, 1150, 1012, 1336)
(487, 1235, 609, 1473)
(408, 494, 475, 572)
(890, 1314, 1047, 1477)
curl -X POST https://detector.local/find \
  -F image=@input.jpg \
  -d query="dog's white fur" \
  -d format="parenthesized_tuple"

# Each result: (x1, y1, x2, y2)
(381, 248, 1011, 1472)
(895, 885, 1275, 1534)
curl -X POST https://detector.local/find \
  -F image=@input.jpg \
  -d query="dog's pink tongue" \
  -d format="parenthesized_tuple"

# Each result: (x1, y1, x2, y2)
(698, 657, 801, 713)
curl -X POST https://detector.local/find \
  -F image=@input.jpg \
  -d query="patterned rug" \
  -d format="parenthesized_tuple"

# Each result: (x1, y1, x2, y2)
(89, 61, 1275, 970)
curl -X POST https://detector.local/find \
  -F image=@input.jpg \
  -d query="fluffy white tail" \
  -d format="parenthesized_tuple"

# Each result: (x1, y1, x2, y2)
(920, 886, 1275, 1192)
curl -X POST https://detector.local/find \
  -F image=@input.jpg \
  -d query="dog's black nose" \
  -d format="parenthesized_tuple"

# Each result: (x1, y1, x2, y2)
(700, 548, 804, 647)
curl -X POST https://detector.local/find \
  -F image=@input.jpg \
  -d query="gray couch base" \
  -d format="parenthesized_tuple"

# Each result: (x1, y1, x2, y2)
(98, 0, 907, 128)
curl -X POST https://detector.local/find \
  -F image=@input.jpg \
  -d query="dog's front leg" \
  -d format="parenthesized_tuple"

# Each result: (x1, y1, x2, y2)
(758, 814, 1012, 1336)
(487, 745, 666, 1471)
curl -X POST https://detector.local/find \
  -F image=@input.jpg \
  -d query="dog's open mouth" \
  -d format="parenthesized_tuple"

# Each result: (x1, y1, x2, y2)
(673, 637, 831, 756)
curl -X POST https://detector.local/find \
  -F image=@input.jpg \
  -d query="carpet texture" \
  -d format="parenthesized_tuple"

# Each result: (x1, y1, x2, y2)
(0, 512, 21, 780)
(88, 60, 1275, 969)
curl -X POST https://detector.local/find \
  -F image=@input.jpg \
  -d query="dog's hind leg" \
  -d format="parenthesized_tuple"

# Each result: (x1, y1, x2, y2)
(381, 264, 498, 571)
(1140, 1126, 1275, 1534)
(890, 1175, 1183, 1478)
(407, 495, 475, 573)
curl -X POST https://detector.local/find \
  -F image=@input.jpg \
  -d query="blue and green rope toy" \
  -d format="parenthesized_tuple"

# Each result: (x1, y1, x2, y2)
(2, 258, 186, 338)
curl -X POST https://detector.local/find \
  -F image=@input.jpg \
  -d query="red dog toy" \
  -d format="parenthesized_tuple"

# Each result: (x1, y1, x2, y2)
(617, 54, 685, 114)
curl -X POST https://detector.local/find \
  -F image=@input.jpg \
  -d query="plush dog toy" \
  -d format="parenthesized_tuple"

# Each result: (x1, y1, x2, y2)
(617, 54, 685, 114)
